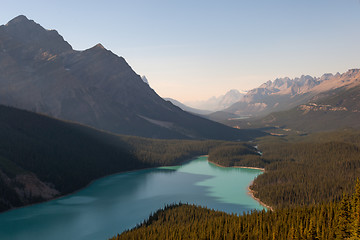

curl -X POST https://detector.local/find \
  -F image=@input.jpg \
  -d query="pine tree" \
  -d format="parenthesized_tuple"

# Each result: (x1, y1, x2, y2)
(336, 194, 351, 239)
(351, 179, 360, 239)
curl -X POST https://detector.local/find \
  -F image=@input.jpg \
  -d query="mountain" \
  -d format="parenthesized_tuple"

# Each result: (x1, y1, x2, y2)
(185, 89, 245, 111)
(0, 15, 261, 140)
(224, 75, 320, 118)
(164, 98, 212, 115)
(223, 70, 360, 119)
(164, 98, 245, 122)
(226, 81, 360, 133)
(0, 103, 248, 212)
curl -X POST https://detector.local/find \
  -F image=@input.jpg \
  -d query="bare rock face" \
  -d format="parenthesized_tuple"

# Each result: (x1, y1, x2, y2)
(225, 70, 360, 118)
(186, 89, 245, 111)
(0, 15, 257, 141)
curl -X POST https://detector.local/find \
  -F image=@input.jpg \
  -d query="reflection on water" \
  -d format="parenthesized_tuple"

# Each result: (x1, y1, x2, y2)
(0, 156, 263, 240)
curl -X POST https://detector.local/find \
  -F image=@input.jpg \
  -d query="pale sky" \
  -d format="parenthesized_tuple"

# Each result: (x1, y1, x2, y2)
(1, 0, 360, 102)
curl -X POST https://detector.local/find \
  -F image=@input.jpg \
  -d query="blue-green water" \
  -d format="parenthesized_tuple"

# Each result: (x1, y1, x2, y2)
(0, 156, 264, 240)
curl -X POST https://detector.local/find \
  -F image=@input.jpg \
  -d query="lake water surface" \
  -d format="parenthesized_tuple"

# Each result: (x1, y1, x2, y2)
(0, 156, 264, 240)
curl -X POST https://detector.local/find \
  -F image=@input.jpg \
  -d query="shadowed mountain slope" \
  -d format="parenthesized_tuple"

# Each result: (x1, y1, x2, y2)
(0, 104, 253, 212)
(0, 15, 261, 140)
(164, 98, 212, 115)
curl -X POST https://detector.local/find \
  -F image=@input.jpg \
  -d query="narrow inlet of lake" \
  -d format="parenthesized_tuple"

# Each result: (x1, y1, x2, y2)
(0, 156, 264, 240)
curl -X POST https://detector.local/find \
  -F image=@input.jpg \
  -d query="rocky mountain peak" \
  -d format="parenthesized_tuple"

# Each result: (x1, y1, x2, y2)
(1, 15, 72, 54)
(226, 89, 241, 96)
(5, 15, 29, 25)
(0, 15, 251, 140)
(344, 69, 360, 77)
(3, 15, 43, 33)
(273, 77, 291, 88)
(220, 89, 244, 107)
(86, 43, 113, 55)
(320, 73, 333, 81)
(94, 43, 105, 49)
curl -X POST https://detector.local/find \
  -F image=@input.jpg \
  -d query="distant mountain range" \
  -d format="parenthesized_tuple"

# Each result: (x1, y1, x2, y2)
(203, 69, 359, 121)
(0, 15, 261, 140)
(177, 71, 359, 121)
(185, 89, 246, 111)
(224, 69, 360, 133)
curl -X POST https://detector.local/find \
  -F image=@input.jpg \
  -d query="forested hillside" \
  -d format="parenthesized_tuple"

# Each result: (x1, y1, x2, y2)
(204, 129, 360, 209)
(251, 130, 360, 209)
(109, 130, 360, 239)
(208, 142, 266, 168)
(0, 105, 254, 212)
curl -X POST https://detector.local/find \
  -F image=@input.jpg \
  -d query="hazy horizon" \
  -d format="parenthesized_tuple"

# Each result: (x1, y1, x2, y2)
(1, 0, 360, 102)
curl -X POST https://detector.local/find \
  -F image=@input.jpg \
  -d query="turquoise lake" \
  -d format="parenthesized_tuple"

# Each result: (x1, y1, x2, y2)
(0, 156, 264, 240)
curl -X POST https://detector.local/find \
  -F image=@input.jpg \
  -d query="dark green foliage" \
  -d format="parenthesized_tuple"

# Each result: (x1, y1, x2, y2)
(250, 130, 360, 209)
(0, 156, 26, 178)
(111, 182, 360, 240)
(336, 194, 351, 239)
(351, 179, 360, 238)
(0, 105, 245, 212)
(208, 142, 266, 168)
(121, 136, 222, 166)
(110, 128, 360, 239)
(0, 175, 23, 212)
(111, 203, 338, 240)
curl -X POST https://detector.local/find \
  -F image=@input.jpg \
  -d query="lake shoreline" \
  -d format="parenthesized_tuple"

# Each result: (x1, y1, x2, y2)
(0, 155, 203, 214)
(207, 159, 265, 171)
(207, 159, 272, 211)
(2, 155, 271, 216)
(0, 155, 267, 240)
(247, 183, 274, 211)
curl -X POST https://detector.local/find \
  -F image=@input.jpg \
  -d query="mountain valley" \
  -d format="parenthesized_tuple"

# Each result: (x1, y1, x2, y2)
(0, 13, 360, 240)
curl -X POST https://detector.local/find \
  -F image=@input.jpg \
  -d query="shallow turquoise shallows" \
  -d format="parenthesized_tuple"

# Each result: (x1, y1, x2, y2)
(0, 156, 264, 240)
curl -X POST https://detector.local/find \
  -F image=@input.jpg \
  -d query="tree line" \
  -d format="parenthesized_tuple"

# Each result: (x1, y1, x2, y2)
(112, 179, 360, 240)
(251, 129, 360, 209)
(0, 105, 257, 212)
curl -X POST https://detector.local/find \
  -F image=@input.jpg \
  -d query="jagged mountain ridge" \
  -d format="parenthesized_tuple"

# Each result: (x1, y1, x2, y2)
(225, 84, 360, 133)
(0, 15, 262, 140)
(225, 69, 360, 118)
(185, 89, 245, 111)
